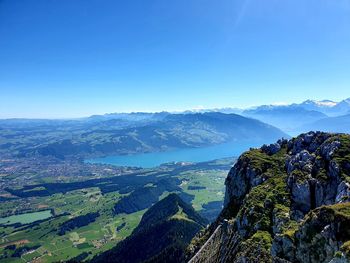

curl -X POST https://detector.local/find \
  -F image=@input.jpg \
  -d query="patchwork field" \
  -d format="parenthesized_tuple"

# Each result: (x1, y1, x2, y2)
(0, 158, 234, 262)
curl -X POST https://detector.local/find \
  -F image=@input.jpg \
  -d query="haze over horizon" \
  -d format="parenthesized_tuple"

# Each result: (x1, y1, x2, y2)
(1, 0, 350, 118)
(0, 97, 349, 120)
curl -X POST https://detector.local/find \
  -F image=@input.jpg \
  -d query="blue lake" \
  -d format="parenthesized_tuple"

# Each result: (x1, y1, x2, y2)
(86, 139, 272, 168)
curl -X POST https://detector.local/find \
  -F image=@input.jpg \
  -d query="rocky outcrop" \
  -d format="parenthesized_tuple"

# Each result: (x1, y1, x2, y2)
(188, 132, 350, 263)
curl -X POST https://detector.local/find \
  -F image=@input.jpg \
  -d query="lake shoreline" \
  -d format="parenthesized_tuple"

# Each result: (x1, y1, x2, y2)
(85, 139, 272, 168)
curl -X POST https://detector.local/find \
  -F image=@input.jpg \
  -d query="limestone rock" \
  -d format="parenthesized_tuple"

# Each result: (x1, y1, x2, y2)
(188, 132, 350, 263)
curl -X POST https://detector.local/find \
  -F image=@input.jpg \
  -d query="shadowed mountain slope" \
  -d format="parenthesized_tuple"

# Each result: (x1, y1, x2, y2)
(92, 194, 207, 263)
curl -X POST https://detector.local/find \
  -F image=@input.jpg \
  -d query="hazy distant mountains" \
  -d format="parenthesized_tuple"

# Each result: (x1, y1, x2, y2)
(283, 98, 350, 117)
(240, 98, 350, 135)
(36, 113, 287, 158)
(170, 98, 350, 135)
(1, 98, 349, 159)
(301, 113, 350, 134)
(242, 106, 327, 134)
(85, 97, 350, 135)
(0, 112, 286, 159)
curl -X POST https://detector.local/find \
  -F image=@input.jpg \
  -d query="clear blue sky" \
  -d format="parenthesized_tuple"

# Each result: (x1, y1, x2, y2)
(0, 0, 350, 118)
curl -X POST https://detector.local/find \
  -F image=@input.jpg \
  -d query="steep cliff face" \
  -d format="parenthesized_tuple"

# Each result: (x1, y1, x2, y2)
(188, 132, 350, 263)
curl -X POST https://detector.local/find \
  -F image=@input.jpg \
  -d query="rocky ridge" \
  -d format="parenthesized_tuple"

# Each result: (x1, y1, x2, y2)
(187, 132, 350, 263)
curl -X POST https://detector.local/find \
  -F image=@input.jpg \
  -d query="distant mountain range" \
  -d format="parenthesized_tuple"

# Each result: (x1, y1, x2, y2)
(240, 98, 350, 135)
(242, 106, 327, 134)
(0, 112, 287, 159)
(177, 98, 350, 116)
(176, 98, 350, 135)
(81, 98, 350, 135)
(1, 98, 349, 158)
(297, 98, 350, 116)
(245, 98, 350, 117)
(300, 113, 350, 134)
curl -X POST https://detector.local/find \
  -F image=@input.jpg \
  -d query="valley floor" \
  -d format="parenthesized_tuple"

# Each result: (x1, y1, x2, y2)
(0, 158, 234, 262)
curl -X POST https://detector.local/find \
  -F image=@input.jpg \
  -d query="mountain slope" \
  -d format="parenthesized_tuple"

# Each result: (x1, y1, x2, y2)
(328, 98, 350, 116)
(242, 106, 327, 134)
(0, 112, 287, 159)
(188, 132, 350, 263)
(300, 113, 350, 134)
(296, 98, 350, 116)
(241, 98, 350, 134)
(92, 194, 207, 263)
(297, 99, 337, 114)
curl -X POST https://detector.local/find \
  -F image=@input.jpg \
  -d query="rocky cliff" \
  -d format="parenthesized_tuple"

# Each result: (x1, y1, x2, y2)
(188, 132, 350, 263)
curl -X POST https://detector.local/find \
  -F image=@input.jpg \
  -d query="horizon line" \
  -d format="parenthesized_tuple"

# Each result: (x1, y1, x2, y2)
(0, 97, 348, 120)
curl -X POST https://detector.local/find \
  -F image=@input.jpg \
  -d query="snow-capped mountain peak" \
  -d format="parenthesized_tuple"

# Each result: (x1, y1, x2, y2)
(301, 99, 337, 107)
